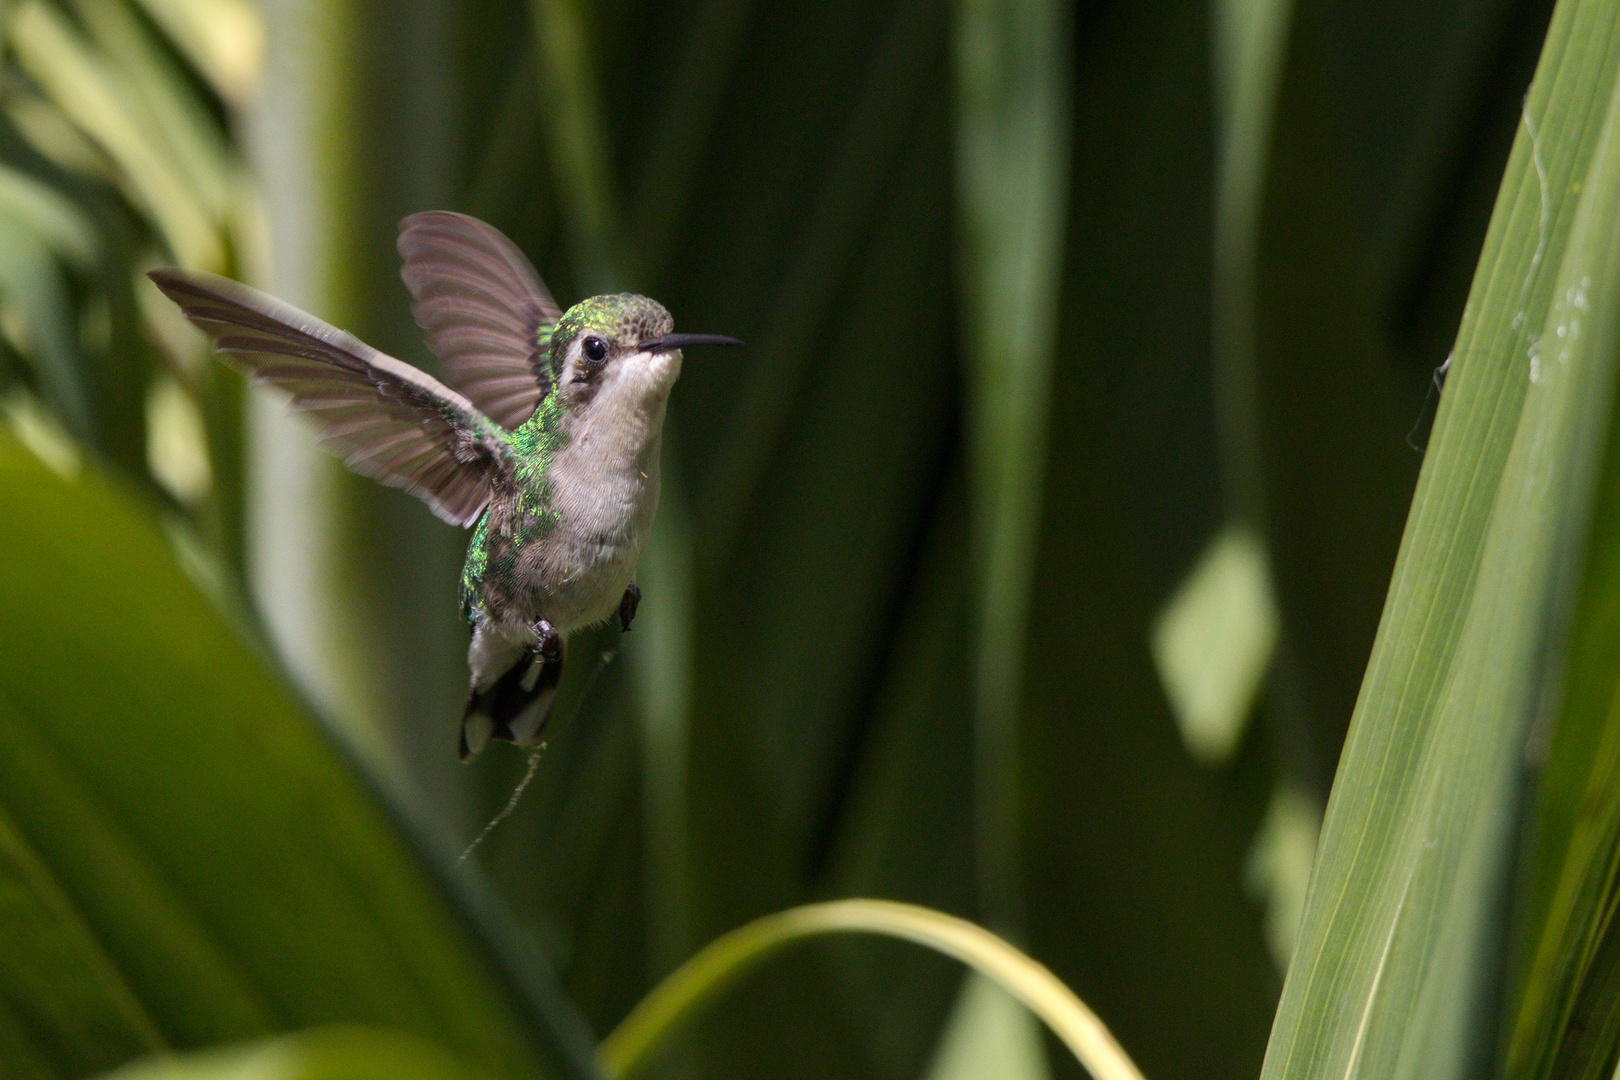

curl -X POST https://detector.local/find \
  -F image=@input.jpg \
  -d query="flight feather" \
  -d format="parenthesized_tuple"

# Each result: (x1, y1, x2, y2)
(397, 211, 561, 429)
(147, 267, 510, 527)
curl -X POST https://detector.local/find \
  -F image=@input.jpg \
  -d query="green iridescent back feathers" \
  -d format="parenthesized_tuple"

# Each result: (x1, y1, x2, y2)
(458, 322, 564, 620)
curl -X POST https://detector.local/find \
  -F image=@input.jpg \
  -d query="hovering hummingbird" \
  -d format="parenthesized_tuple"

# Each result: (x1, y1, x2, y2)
(149, 211, 741, 760)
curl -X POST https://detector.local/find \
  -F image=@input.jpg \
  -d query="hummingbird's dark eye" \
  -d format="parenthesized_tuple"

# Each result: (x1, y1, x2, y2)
(582, 336, 608, 364)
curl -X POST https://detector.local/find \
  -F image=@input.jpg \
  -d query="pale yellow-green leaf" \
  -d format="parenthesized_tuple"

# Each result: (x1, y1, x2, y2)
(1151, 523, 1278, 766)
(598, 899, 1144, 1080)
(1244, 785, 1321, 972)
(9, 0, 223, 269)
(130, 0, 264, 106)
(6, 93, 117, 181)
(0, 163, 98, 268)
(924, 972, 1050, 1080)
(145, 375, 212, 504)
(69, 0, 237, 218)
(2, 389, 82, 479)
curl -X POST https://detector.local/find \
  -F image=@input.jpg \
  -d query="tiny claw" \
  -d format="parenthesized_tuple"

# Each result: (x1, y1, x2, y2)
(619, 582, 641, 632)
(531, 618, 562, 663)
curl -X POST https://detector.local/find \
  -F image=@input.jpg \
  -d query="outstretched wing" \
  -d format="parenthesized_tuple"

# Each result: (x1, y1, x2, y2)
(397, 211, 561, 429)
(148, 268, 510, 527)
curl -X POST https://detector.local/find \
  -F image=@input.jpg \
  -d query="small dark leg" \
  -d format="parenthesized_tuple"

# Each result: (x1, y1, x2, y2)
(618, 582, 641, 632)
(530, 618, 562, 662)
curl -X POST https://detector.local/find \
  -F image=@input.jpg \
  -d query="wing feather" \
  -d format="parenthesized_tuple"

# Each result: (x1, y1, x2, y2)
(397, 211, 561, 429)
(147, 267, 510, 527)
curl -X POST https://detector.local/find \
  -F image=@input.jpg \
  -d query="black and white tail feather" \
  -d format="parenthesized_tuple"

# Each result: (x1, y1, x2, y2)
(459, 644, 564, 761)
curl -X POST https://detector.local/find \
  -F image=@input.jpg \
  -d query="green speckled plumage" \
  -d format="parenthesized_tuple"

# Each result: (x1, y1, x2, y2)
(458, 401, 562, 619)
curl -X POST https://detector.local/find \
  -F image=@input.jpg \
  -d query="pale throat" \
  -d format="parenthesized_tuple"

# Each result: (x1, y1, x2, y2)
(549, 366, 672, 543)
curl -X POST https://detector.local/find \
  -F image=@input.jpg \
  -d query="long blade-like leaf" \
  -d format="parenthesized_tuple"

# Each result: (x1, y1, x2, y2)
(1261, 1, 1620, 1076)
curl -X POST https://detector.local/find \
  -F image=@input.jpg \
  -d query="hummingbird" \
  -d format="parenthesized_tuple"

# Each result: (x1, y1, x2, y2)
(149, 211, 741, 760)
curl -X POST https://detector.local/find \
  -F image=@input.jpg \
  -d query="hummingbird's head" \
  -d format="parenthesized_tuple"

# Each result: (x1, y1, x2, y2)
(547, 293, 741, 413)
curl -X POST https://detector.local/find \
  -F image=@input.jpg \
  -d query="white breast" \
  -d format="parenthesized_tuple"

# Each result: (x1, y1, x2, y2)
(537, 396, 665, 632)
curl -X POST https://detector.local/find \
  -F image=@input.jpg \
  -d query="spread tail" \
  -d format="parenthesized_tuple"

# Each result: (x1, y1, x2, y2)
(460, 641, 564, 761)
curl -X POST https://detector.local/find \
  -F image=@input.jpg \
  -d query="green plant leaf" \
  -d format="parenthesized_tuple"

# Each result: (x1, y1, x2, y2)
(68, 0, 238, 222)
(1260, 0, 1620, 1076)
(128, 0, 263, 108)
(1018, 1, 1280, 1076)
(600, 1, 975, 1074)
(1235, 0, 1551, 803)
(954, 0, 1071, 934)
(8, 0, 225, 270)
(97, 1025, 492, 1080)
(0, 426, 598, 1080)
(1503, 16, 1620, 1074)
(1505, 291, 1620, 1080)
(596, 899, 1144, 1080)
(0, 209, 92, 441)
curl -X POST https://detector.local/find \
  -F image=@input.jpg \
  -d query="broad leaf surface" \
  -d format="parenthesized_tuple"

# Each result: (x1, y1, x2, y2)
(0, 430, 592, 1080)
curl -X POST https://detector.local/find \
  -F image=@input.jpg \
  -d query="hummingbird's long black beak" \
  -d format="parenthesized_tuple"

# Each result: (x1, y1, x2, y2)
(640, 333, 744, 353)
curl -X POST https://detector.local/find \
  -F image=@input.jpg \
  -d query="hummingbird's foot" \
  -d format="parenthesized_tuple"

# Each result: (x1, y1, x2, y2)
(618, 582, 641, 632)
(531, 618, 562, 663)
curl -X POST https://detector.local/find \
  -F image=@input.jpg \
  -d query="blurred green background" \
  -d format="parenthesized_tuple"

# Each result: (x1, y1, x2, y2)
(12, 0, 1620, 1078)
